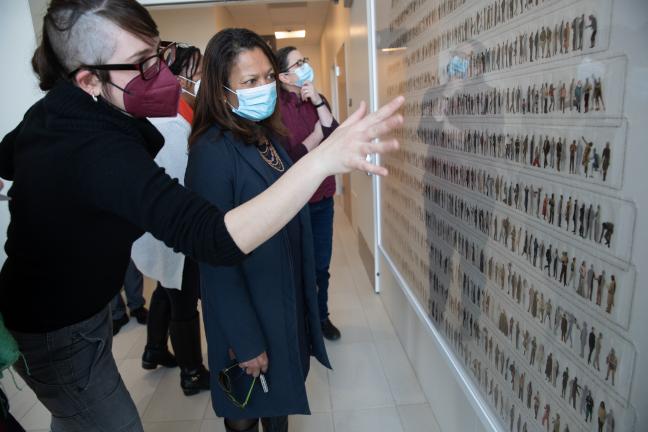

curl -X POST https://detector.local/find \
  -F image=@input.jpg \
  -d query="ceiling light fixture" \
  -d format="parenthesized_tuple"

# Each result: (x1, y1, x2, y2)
(275, 30, 306, 39)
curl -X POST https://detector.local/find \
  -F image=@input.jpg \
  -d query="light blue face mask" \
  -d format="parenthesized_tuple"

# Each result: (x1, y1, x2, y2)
(294, 63, 314, 87)
(225, 82, 277, 122)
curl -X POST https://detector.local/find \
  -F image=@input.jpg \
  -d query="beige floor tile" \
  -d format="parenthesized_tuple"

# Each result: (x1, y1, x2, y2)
(290, 412, 334, 432)
(375, 340, 426, 406)
(397, 404, 441, 432)
(333, 406, 404, 432)
(119, 357, 166, 416)
(144, 420, 202, 432)
(327, 342, 394, 411)
(305, 361, 332, 413)
(142, 368, 210, 422)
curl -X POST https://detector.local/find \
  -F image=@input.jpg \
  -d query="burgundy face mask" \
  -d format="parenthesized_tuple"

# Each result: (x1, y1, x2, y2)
(116, 62, 181, 118)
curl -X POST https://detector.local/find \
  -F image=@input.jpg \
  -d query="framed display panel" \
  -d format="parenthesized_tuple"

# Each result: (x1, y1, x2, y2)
(373, 0, 640, 431)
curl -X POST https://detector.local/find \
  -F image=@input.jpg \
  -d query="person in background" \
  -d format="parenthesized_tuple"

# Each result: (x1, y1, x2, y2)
(131, 43, 210, 396)
(275, 46, 341, 341)
(0, 0, 402, 429)
(186, 28, 329, 432)
(111, 260, 148, 335)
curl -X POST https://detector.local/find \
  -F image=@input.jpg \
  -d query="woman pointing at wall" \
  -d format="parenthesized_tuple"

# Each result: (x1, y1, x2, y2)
(0, 1, 403, 431)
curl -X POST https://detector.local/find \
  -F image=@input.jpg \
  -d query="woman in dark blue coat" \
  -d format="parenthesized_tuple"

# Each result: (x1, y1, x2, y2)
(185, 28, 330, 432)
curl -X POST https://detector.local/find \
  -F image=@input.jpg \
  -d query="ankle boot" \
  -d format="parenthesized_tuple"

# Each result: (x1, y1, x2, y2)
(169, 314, 210, 395)
(142, 284, 177, 370)
(224, 419, 259, 432)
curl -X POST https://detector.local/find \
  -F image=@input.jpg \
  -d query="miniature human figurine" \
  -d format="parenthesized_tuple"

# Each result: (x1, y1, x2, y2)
(601, 142, 611, 181)
(585, 392, 594, 421)
(594, 76, 605, 111)
(580, 320, 588, 358)
(561, 367, 569, 398)
(598, 401, 606, 432)
(594, 332, 603, 370)
(534, 391, 541, 419)
(600, 222, 614, 247)
(542, 404, 551, 431)
(594, 205, 602, 242)
(573, 200, 579, 233)
(559, 252, 569, 285)
(588, 327, 596, 364)
(606, 348, 618, 385)
(552, 413, 561, 432)
(569, 140, 577, 174)
(578, 261, 587, 296)
(569, 377, 581, 409)
(581, 137, 593, 176)
(587, 264, 595, 300)
(587, 15, 598, 48)
(606, 409, 615, 432)
(546, 352, 554, 381)
(596, 270, 606, 306)
(565, 196, 573, 230)
(584, 78, 592, 113)
(574, 80, 583, 112)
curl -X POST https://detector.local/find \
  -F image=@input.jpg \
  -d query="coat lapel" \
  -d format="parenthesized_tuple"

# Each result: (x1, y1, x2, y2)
(224, 130, 276, 187)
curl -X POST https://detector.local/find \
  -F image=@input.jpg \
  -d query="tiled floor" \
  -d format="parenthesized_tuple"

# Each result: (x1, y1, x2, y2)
(1, 204, 442, 432)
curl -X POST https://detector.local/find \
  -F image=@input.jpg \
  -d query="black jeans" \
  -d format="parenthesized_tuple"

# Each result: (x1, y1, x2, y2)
(10, 306, 142, 432)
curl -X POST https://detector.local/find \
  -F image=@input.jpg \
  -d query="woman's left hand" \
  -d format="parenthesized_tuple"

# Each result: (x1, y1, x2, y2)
(301, 81, 322, 105)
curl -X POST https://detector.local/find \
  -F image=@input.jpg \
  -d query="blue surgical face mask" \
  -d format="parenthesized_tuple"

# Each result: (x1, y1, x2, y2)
(225, 81, 277, 122)
(294, 63, 314, 87)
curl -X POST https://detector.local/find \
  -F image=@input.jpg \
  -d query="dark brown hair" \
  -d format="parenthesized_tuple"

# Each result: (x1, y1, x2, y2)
(190, 28, 287, 147)
(275, 46, 297, 73)
(32, 0, 159, 91)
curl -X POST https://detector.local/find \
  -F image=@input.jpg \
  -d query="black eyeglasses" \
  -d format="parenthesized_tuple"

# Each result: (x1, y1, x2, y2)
(283, 57, 310, 73)
(68, 41, 177, 81)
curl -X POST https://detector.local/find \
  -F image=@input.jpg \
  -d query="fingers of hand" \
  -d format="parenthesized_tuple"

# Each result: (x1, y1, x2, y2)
(362, 96, 405, 128)
(341, 101, 367, 127)
(366, 138, 400, 155)
(364, 114, 403, 140)
(351, 158, 389, 176)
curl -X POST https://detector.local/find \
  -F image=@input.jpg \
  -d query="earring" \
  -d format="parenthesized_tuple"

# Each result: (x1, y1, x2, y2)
(92, 94, 98, 102)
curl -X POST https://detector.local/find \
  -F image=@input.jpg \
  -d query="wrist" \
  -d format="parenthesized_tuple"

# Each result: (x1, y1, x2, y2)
(313, 99, 325, 108)
(303, 146, 330, 179)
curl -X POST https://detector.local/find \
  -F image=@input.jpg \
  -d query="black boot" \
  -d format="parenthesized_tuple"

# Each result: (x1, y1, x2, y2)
(169, 314, 210, 396)
(142, 285, 177, 370)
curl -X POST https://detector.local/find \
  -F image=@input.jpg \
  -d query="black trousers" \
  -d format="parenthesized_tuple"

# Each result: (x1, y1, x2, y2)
(149, 257, 200, 322)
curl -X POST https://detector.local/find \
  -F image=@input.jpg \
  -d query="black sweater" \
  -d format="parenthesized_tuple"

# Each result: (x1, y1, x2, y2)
(0, 82, 245, 332)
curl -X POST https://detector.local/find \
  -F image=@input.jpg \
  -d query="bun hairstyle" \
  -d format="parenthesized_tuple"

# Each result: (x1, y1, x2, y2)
(32, 0, 159, 91)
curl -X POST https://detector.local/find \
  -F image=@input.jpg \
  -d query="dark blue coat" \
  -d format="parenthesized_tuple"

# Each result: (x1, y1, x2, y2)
(185, 125, 331, 419)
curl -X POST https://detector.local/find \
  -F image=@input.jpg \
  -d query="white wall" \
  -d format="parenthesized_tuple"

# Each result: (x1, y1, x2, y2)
(148, 6, 236, 52)
(0, 1, 43, 264)
(376, 0, 648, 431)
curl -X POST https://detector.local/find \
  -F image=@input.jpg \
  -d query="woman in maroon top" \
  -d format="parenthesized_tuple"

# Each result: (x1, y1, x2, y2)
(276, 47, 341, 340)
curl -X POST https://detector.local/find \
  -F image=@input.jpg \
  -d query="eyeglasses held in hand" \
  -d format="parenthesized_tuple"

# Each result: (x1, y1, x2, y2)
(218, 363, 269, 409)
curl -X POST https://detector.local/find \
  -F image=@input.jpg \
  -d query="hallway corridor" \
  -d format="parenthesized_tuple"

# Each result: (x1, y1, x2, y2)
(2, 202, 441, 432)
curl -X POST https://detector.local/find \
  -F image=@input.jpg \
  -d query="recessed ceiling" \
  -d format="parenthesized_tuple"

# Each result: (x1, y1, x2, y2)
(226, 0, 330, 45)
(145, 0, 330, 45)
